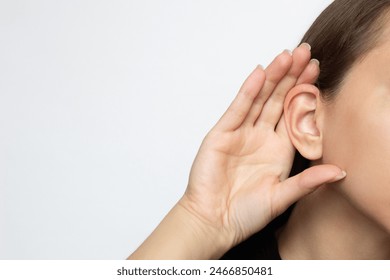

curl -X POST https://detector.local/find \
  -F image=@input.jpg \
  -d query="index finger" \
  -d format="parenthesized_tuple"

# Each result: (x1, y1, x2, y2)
(213, 65, 266, 132)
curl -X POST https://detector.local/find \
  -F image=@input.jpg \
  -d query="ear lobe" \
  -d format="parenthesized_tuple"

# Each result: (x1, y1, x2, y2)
(284, 84, 322, 160)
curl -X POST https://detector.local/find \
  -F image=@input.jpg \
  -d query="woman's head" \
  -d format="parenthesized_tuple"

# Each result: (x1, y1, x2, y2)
(285, 0, 390, 234)
(301, 0, 390, 101)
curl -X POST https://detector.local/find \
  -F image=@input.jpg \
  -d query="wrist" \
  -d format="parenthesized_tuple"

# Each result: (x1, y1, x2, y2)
(176, 196, 234, 259)
(129, 197, 233, 259)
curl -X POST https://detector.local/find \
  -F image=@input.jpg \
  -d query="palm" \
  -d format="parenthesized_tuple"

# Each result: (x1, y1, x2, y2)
(187, 122, 294, 242)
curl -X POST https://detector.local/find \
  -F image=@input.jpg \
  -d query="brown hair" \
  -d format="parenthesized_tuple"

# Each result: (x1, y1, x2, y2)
(289, 0, 390, 176)
(300, 0, 390, 101)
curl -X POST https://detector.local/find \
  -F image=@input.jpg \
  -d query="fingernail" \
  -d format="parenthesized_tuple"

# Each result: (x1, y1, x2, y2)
(300, 42, 311, 51)
(284, 49, 292, 56)
(310, 58, 320, 66)
(333, 170, 347, 181)
(257, 64, 264, 70)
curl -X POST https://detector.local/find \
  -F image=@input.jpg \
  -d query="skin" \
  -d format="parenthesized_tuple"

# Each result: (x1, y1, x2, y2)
(278, 18, 390, 260)
(129, 44, 346, 260)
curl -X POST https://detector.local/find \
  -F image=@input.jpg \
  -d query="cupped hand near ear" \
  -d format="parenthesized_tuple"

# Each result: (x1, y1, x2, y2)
(129, 44, 346, 260)
(180, 43, 346, 254)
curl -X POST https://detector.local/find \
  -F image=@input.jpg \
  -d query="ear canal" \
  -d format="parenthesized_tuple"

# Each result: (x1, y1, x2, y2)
(284, 84, 323, 160)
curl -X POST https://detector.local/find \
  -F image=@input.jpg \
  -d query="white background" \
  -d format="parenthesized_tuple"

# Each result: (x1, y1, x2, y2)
(0, 0, 332, 259)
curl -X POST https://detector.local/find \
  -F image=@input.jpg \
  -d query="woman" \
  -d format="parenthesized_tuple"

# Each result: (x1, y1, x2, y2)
(130, 0, 390, 259)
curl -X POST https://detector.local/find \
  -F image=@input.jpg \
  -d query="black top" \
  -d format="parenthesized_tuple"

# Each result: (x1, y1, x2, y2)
(220, 206, 293, 260)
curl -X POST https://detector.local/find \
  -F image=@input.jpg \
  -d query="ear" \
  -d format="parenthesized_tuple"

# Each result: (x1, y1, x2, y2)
(284, 84, 323, 160)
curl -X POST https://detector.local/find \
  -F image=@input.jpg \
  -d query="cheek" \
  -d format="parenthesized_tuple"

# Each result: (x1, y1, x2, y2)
(322, 99, 390, 233)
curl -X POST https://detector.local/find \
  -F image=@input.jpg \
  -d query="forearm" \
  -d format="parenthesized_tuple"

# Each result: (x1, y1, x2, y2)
(128, 200, 231, 260)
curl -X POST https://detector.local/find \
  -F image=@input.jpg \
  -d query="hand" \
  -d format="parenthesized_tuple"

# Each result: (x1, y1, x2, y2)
(129, 44, 346, 260)
(180, 43, 346, 252)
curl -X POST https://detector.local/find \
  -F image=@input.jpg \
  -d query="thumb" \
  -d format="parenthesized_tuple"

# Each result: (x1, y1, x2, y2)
(271, 164, 346, 218)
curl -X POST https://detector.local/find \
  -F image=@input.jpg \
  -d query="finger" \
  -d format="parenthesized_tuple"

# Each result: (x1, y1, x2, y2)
(243, 50, 292, 126)
(274, 114, 296, 180)
(296, 59, 320, 85)
(270, 164, 346, 218)
(255, 43, 312, 129)
(213, 65, 266, 132)
(275, 113, 290, 140)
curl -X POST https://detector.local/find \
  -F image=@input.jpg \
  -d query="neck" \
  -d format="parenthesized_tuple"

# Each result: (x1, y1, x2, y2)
(277, 184, 390, 260)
